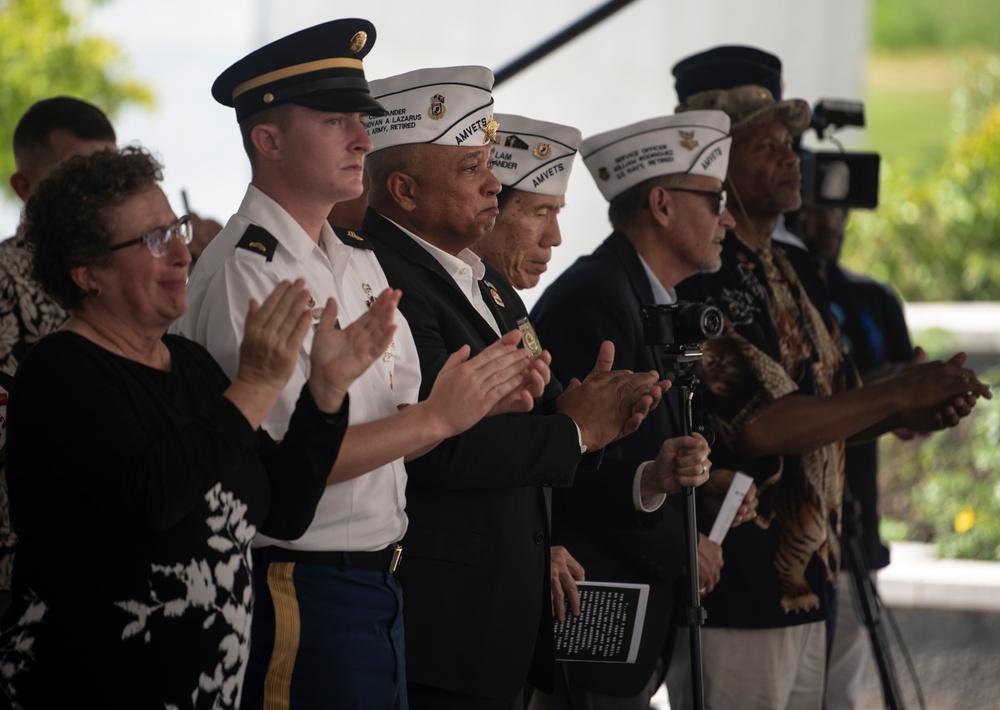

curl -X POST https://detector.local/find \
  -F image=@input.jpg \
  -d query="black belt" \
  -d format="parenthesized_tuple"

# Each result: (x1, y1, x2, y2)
(266, 544, 403, 573)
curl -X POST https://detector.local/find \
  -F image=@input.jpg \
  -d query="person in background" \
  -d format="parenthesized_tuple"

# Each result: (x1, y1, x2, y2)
(0, 144, 398, 708)
(2, 97, 117, 377)
(789, 204, 916, 710)
(0, 96, 118, 622)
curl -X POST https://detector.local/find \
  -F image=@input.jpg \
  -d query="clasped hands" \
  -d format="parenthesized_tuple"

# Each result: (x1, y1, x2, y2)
(554, 341, 670, 452)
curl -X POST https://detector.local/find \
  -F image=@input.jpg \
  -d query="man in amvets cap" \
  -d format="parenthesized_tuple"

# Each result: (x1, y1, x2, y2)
(469, 113, 586, 639)
(670, 46, 988, 710)
(360, 66, 688, 709)
(529, 112, 756, 710)
(474, 113, 581, 290)
(178, 24, 532, 709)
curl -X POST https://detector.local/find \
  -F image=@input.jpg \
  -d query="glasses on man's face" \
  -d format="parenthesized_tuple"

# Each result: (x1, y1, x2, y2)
(666, 187, 728, 216)
(109, 215, 193, 258)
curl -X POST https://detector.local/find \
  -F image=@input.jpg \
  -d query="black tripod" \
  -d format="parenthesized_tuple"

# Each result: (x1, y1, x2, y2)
(841, 484, 907, 709)
(661, 348, 708, 710)
(641, 301, 724, 710)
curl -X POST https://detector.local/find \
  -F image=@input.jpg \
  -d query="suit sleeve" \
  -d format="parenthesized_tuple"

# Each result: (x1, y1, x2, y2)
(399, 283, 583, 490)
(532, 267, 665, 529)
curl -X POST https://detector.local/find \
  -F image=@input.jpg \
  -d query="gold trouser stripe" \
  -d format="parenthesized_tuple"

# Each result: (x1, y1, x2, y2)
(233, 58, 364, 99)
(263, 561, 300, 710)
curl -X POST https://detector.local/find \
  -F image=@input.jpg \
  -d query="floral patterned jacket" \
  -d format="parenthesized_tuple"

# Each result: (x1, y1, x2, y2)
(0, 231, 69, 594)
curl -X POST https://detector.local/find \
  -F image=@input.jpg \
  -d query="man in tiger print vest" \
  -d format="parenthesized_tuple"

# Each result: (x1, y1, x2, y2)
(669, 45, 990, 710)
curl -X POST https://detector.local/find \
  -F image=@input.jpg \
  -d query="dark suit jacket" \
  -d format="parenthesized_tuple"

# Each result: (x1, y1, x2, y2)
(363, 208, 590, 701)
(531, 230, 689, 696)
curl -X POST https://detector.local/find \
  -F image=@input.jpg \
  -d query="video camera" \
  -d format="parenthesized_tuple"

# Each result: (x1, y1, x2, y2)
(641, 302, 723, 361)
(796, 99, 880, 210)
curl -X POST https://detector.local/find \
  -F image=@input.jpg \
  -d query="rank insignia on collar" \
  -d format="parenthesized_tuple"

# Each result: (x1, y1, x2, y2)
(483, 279, 505, 308)
(346, 230, 364, 241)
(680, 129, 699, 151)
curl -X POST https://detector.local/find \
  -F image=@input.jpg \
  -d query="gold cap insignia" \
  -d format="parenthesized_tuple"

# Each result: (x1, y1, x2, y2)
(262, 92, 274, 104)
(482, 116, 500, 145)
(533, 142, 552, 159)
(679, 129, 699, 151)
(349, 31, 368, 54)
(598, 167, 610, 181)
(429, 94, 446, 120)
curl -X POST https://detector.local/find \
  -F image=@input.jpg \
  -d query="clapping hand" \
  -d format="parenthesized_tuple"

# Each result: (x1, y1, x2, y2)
(308, 287, 400, 414)
(556, 341, 670, 451)
(424, 329, 538, 438)
(238, 279, 315, 393)
(486, 336, 553, 415)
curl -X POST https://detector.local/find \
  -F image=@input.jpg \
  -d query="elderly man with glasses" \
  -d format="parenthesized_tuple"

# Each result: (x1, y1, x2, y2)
(529, 111, 755, 710)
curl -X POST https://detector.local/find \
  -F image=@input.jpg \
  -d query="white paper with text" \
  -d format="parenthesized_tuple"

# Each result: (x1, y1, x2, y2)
(554, 581, 649, 663)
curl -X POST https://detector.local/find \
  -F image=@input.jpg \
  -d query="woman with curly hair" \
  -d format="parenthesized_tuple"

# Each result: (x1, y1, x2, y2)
(0, 146, 400, 708)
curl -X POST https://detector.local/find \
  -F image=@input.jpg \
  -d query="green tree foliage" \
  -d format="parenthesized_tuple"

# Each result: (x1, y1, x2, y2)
(874, 0, 1000, 53)
(0, 0, 152, 201)
(845, 55, 1000, 301)
(879, 366, 1000, 561)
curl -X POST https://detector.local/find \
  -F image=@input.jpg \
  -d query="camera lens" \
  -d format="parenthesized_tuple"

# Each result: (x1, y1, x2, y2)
(700, 307, 724, 339)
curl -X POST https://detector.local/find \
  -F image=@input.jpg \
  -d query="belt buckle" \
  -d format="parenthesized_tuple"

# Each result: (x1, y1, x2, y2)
(389, 544, 403, 573)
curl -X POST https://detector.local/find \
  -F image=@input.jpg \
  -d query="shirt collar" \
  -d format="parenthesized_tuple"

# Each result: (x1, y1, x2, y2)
(636, 252, 677, 305)
(241, 184, 335, 262)
(382, 215, 486, 281)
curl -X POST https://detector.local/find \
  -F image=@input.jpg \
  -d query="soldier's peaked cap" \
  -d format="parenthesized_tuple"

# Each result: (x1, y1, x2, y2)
(212, 18, 386, 122)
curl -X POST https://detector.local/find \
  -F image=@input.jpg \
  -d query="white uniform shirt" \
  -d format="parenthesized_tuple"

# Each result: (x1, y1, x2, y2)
(176, 184, 419, 551)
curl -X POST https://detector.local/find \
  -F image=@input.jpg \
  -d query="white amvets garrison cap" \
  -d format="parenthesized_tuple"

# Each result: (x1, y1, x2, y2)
(580, 110, 732, 201)
(490, 114, 582, 196)
(366, 65, 497, 152)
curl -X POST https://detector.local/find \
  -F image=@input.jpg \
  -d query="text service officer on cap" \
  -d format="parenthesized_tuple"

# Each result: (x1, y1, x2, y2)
(670, 46, 990, 710)
(528, 112, 762, 710)
(358, 66, 680, 709)
(177, 21, 534, 709)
